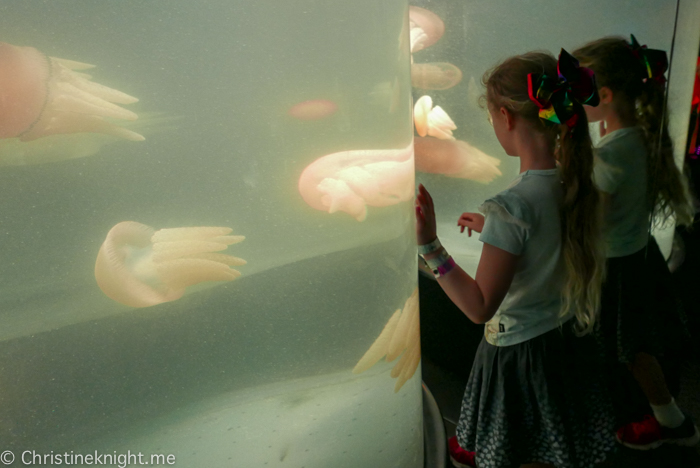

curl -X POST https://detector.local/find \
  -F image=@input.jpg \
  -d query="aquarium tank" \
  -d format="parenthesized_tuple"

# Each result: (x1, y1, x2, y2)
(0, 1, 423, 467)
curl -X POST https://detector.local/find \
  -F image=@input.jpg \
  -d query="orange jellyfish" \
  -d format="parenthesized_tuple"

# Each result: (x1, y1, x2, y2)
(298, 144, 414, 222)
(408, 6, 445, 53)
(414, 95, 456, 140)
(411, 61, 463, 91)
(0, 42, 143, 142)
(288, 99, 338, 121)
(414, 136, 502, 183)
(95, 222, 246, 308)
(353, 288, 421, 393)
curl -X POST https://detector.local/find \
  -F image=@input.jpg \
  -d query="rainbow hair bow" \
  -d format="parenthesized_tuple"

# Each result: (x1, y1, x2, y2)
(527, 49, 600, 129)
(628, 34, 668, 85)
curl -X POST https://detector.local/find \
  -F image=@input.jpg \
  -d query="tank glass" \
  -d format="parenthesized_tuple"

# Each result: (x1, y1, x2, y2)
(410, 0, 699, 272)
(0, 1, 422, 466)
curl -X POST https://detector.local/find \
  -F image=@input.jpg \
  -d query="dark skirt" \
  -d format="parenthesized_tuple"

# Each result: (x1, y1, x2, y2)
(594, 236, 691, 424)
(596, 236, 690, 365)
(455, 320, 617, 468)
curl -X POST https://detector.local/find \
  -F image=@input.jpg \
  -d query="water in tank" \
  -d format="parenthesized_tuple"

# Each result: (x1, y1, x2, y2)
(0, 1, 423, 467)
(409, 0, 700, 273)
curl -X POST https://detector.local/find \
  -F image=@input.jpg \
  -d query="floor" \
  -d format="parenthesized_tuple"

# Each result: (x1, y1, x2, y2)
(419, 220, 700, 468)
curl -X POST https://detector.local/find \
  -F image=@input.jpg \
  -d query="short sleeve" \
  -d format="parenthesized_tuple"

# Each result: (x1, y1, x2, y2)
(594, 145, 625, 194)
(477, 191, 531, 255)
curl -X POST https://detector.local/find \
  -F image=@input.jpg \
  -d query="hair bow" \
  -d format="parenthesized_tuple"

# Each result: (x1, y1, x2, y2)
(527, 49, 600, 129)
(628, 34, 668, 85)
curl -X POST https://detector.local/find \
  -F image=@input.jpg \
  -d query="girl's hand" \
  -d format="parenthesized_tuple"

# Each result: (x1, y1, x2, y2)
(415, 184, 437, 245)
(458, 212, 484, 237)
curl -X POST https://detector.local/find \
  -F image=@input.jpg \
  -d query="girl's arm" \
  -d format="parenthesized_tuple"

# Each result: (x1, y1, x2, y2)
(416, 184, 519, 324)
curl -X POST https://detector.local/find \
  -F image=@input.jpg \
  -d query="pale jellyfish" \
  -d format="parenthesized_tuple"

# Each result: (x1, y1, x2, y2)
(95, 222, 246, 308)
(408, 6, 445, 53)
(288, 99, 338, 121)
(298, 144, 414, 222)
(0, 112, 176, 167)
(0, 42, 143, 142)
(414, 95, 456, 140)
(353, 288, 421, 393)
(414, 136, 502, 183)
(411, 62, 463, 91)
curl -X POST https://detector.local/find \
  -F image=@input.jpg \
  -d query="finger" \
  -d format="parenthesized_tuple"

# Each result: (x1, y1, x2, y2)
(460, 225, 464, 233)
(468, 228, 472, 237)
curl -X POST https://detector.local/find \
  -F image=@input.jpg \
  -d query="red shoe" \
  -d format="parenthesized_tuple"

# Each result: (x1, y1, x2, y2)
(616, 415, 664, 450)
(616, 414, 700, 450)
(448, 436, 476, 468)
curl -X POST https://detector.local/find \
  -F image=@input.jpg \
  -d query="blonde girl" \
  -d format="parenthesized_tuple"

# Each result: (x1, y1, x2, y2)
(415, 50, 616, 468)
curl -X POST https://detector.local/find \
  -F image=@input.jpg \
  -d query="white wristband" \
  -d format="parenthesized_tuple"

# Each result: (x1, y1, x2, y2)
(418, 238, 442, 256)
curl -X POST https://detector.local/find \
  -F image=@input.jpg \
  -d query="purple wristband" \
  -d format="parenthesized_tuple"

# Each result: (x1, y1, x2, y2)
(432, 256, 456, 278)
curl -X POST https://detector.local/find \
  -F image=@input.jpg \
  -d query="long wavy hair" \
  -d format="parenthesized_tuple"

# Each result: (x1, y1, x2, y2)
(483, 52, 605, 335)
(573, 37, 694, 228)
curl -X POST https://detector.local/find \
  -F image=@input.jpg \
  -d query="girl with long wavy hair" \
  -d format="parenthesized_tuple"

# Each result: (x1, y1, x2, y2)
(415, 49, 615, 468)
(572, 35, 698, 451)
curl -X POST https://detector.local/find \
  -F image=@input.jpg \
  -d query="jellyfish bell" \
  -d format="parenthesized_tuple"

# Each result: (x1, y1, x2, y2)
(414, 136, 502, 183)
(95, 221, 246, 308)
(0, 42, 143, 142)
(413, 95, 456, 140)
(408, 6, 445, 53)
(411, 62, 463, 91)
(298, 144, 414, 222)
(288, 99, 338, 121)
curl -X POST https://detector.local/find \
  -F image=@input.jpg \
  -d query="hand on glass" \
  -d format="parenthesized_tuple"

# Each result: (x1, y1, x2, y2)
(458, 212, 484, 237)
(415, 184, 437, 245)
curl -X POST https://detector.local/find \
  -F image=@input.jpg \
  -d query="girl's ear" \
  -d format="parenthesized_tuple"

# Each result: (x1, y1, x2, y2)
(501, 106, 515, 130)
(599, 86, 614, 105)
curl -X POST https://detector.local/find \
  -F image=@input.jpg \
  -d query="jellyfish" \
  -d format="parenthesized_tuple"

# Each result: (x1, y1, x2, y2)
(408, 6, 445, 53)
(411, 61, 463, 91)
(95, 222, 246, 308)
(288, 99, 338, 121)
(0, 42, 143, 143)
(414, 136, 502, 183)
(298, 144, 414, 222)
(353, 288, 420, 393)
(414, 95, 456, 140)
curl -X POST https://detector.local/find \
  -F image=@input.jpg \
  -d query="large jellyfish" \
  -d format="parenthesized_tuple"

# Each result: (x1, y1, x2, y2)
(95, 222, 246, 308)
(0, 42, 143, 142)
(414, 136, 502, 183)
(353, 288, 420, 393)
(298, 144, 414, 222)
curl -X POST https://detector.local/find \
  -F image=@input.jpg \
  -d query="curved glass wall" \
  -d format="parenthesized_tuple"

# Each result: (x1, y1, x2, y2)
(0, 1, 422, 466)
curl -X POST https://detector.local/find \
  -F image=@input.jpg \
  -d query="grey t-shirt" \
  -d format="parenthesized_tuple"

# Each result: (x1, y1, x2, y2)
(478, 169, 570, 347)
(593, 127, 650, 258)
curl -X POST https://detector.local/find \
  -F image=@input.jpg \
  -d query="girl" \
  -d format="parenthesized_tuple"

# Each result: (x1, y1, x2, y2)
(572, 36, 699, 450)
(415, 50, 616, 468)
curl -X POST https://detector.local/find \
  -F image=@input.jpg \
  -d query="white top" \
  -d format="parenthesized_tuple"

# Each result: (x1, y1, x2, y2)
(593, 127, 650, 258)
(479, 169, 571, 346)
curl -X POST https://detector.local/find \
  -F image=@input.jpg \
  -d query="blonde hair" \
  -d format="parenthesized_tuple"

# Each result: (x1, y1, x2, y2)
(573, 36, 694, 228)
(483, 52, 605, 335)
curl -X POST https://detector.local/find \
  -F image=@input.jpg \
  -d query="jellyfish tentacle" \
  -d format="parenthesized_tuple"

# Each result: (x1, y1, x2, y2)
(55, 63, 139, 105)
(352, 309, 402, 374)
(210, 235, 246, 245)
(194, 253, 248, 266)
(19, 112, 145, 142)
(156, 258, 241, 289)
(51, 82, 139, 121)
(152, 227, 233, 242)
(50, 57, 95, 70)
